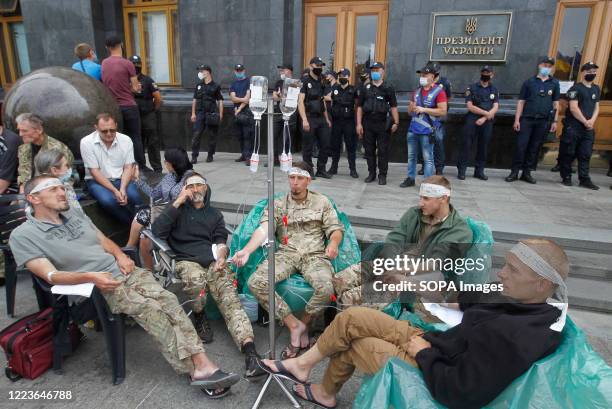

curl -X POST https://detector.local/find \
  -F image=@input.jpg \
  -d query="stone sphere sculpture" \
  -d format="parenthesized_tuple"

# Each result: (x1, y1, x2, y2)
(2, 66, 122, 158)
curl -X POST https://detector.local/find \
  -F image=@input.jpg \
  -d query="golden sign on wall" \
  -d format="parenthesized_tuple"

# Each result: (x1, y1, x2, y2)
(430, 11, 513, 62)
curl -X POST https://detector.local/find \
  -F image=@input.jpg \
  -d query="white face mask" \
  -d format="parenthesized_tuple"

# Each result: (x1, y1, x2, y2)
(59, 168, 72, 183)
(419, 77, 429, 87)
(197, 72, 205, 80)
(280, 73, 286, 80)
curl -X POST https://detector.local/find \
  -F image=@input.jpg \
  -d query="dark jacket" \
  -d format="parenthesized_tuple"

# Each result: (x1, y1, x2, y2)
(152, 186, 227, 268)
(415, 294, 563, 409)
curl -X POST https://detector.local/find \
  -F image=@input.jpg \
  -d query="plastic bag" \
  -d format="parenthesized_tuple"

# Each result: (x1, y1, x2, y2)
(354, 317, 612, 409)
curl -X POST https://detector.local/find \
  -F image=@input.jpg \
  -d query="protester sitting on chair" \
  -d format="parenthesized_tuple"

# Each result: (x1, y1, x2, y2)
(8, 175, 240, 397)
(34, 148, 81, 212)
(125, 148, 194, 269)
(16, 113, 74, 192)
(151, 173, 265, 379)
(80, 113, 144, 225)
(260, 238, 569, 409)
(233, 161, 344, 359)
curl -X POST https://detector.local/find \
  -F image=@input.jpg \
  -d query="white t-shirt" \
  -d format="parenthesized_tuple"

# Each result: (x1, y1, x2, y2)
(80, 131, 135, 180)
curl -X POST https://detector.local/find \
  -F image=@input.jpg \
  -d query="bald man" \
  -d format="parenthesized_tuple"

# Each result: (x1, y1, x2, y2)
(259, 239, 569, 409)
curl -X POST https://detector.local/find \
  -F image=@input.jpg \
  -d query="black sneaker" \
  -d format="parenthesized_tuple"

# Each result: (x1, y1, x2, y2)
(520, 172, 537, 184)
(193, 311, 214, 344)
(579, 179, 600, 190)
(315, 170, 332, 179)
(562, 177, 572, 186)
(399, 177, 415, 188)
(245, 352, 266, 378)
(505, 172, 519, 182)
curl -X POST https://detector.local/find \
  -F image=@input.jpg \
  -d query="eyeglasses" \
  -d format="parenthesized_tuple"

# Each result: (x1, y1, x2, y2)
(99, 129, 117, 135)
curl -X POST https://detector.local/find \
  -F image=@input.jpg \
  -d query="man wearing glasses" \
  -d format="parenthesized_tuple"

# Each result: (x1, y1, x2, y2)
(80, 112, 143, 224)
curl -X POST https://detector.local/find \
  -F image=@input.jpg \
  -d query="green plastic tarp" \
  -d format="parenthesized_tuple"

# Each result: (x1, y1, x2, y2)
(354, 317, 612, 408)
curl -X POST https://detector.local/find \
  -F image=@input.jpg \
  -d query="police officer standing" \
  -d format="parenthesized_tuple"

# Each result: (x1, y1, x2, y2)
(457, 65, 499, 180)
(131, 55, 162, 172)
(190, 64, 223, 163)
(506, 57, 560, 184)
(298, 57, 333, 178)
(559, 61, 600, 190)
(356, 62, 399, 185)
(271, 63, 297, 166)
(230, 64, 254, 165)
(327, 68, 358, 178)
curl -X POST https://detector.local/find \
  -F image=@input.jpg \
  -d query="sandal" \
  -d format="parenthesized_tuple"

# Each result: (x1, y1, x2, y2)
(281, 343, 307, 359)
(201, 386, 231, 399)
(190, 369, 239, 388)
(292, 383, 337, 409)
(258, 359, 305, 384)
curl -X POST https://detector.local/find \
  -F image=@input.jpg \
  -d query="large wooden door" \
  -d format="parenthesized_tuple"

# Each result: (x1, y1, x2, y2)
(304, 1, 388, 81)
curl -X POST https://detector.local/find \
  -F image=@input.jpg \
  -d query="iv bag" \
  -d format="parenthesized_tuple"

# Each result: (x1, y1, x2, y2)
(249, 76, 268, 120)
(249, 153, 260, 173)
(280, 78, 302, 120)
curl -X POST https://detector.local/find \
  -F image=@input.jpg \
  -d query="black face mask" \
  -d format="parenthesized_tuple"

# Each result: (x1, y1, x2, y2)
(480, 75, 491, 82)
(360, 75, 368, 82)
(584, 73, 596, 82)
(339, 78, 349, 85)
(312, 67, 323, 76)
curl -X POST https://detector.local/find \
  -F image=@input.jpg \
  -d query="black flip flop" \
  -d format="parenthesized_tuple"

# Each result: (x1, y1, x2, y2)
(201, 386, 231, 399)
(292, 383, 337, 409)
(257, 359, 305, 384)
(190, 369, 240, 388)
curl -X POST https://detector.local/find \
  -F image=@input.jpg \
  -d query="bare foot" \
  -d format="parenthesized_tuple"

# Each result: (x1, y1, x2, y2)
(261, 358, 310, 383)
(287, 320, 309, 351)
(294, 383, 337, 408)
(192, 365, 219, 380)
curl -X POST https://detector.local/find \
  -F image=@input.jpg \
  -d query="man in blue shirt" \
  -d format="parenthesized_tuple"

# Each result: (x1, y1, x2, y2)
(506, 57, 560, 184)
(229, 64, 254, 164)
(71, 43, 101, 81)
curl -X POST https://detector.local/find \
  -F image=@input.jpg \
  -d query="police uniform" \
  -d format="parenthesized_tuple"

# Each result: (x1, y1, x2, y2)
(300, 60, 331, 175)
(328, 71, 358, 176)
(247, 190, 344, 320)
(192, 70, 223, 162)
(358, 63, 397, 181)
(508, 58, 560, 182)
(230, 64, 254, 162)
(559, 62, 600, 188)
(135, 72, 162, 172)
(457, 68, 499, 178)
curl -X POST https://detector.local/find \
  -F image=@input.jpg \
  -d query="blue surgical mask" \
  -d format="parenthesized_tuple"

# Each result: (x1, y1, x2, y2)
(539, 67, 552, 77)
(371, 72, 382, 81)
(235, 71, 246, 79)
(59, 169, 72, 183)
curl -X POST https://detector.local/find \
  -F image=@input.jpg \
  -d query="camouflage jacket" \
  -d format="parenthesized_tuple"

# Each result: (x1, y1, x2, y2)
(261, 190, 344, 255)
(17, 134, 74, 185)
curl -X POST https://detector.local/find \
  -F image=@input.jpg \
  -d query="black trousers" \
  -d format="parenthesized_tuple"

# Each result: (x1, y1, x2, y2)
(120, 105, 146, 168)
(191, 111, 219, 158)
(511, 117, 548, 173)
(330, 117, 357, 169)
(559, 125, 594, 181)
(140, 111, 162, 171)
(301, 114, 330, 171)
(273, 113, 297, 159)
(235, 116, 254, 159)
(363, 118, 390, 176)
(457, 117, 493, 173)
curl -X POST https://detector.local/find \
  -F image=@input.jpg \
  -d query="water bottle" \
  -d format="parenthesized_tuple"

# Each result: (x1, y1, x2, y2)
(280, 152, 289, 172)
(287, 152, 293, 169)
(249, 153, 259, 173)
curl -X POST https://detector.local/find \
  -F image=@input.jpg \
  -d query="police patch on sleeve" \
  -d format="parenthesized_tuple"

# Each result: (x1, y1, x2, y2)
(334, 89, 338, 95)
(152, 82, 158, 88)
(197, 85, 202, 90)
(567, 90, 577, 99)
(547, 89, 553, 96)
(490, 93, 495, 99)
(592, 93, 597, 100)
(308, 82, 312, 89)
(366, 84, 371, 89)
(465, 89, 471, 96)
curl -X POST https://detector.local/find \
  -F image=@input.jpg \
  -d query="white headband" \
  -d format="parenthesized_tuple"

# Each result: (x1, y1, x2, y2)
(185, 176, 206, 186)
(29, 178, 63, 195)
(288, 167, 311, 178)
(509, 242, 568, 332)
(419, 183, 451, 198)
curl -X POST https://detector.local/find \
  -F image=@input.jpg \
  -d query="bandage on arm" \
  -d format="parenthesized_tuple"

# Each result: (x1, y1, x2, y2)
(25, 258, 99, 286)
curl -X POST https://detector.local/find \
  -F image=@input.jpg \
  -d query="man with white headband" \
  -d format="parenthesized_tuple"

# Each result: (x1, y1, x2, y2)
(9, 175, 240, 396)
(233, 161, 344, 360)
(258, 238, 569, 409)
(152, 173, 265, 380)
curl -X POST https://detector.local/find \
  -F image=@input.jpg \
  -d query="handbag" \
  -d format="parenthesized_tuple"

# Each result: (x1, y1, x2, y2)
(0, 308, 82, 381)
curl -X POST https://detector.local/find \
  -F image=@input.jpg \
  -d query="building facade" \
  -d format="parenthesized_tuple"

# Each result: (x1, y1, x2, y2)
(1, 0, 611, 165)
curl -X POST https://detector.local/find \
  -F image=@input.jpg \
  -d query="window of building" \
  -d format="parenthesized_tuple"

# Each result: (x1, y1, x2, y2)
(123, 0, 179, 85)
(304, 0, 388, 82)
(0, 1, 30, 89)
(552, 6, 591, 82)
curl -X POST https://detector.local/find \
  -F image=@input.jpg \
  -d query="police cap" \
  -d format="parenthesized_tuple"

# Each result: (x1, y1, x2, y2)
(416, 63, 436, 74)
(129, 55, 142, 66)
(309, 57, 325, 66)
(197, 64, 212, 73)
(324, 70, 338, 79)
(338, 68, 351, 77)
(480, 65, 493, 73)
(370, 61, 385, 69)
(234, 63, 245, 71)
(277, 63, 294, 71)
(539, 56, 555, 65)
(580, 61, 599, 71)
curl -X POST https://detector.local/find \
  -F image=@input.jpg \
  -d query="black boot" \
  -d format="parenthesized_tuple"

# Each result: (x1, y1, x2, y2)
(550, 164, 560, 172)
(474, 169, 488, 180)
(364, 173, 376, 183)
(579, 179, 600, 190)
(328, 162, 338, 175)
(315, 169, 332, 179)
(192, 310, 213, 343)
(191, 157, 198, 164)
(505, 171, 519, 182)
(399, 177, 415, 188)
(520, 171, 537, 184)
(457, 169, 466, 180)
(350, 168, 359, 178)
(562, 177, 572, 186)
(243, 342, 266, 378)
(378, 175, 387, 185)
(206, 154, 213, 163)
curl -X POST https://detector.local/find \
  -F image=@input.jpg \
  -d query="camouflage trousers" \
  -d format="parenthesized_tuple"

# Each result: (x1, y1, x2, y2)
(175, 260, 254, 349)
(248, 250, 334, 320)
(102, 267, 205, 374)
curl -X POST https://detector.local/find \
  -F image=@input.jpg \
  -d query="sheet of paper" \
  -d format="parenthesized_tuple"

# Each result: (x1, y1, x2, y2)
(559, 81, 574, 94)
(51, 283, 95, 297)
(285, 87, 299, 108)
(422, 303, 464, 327)
(250, 85, 263, 101)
